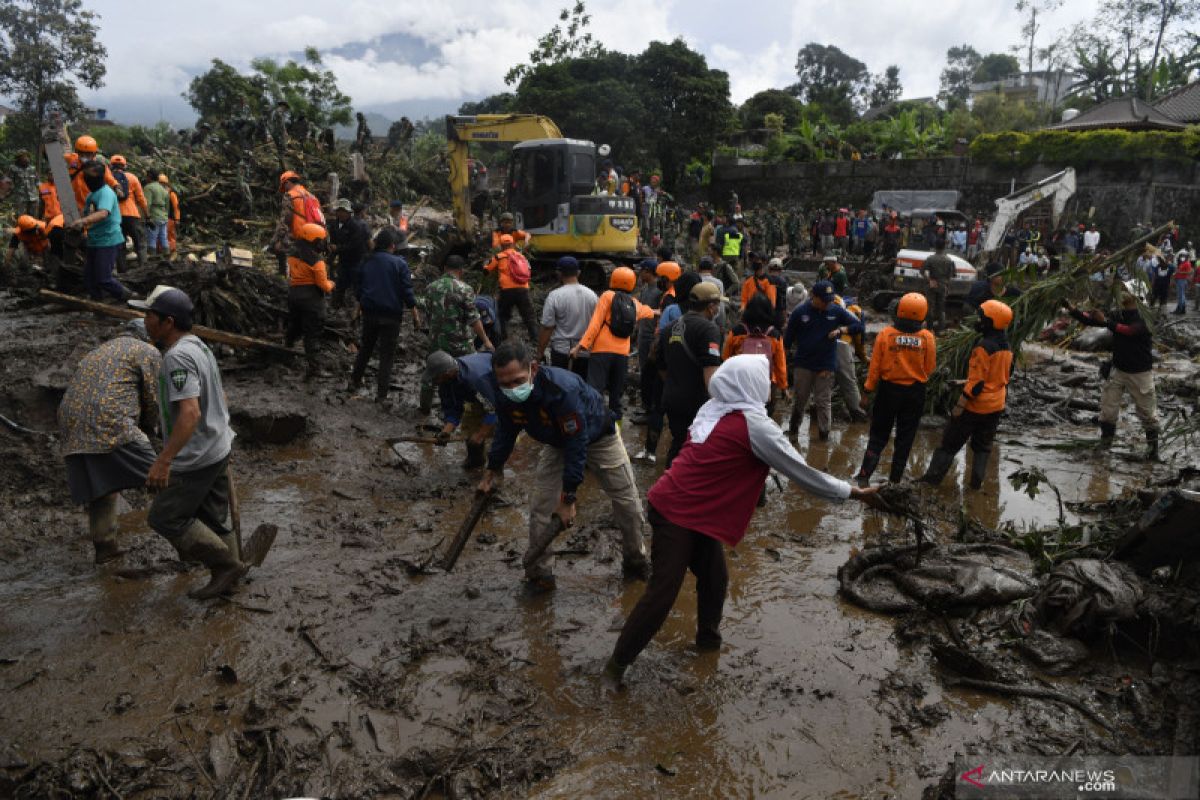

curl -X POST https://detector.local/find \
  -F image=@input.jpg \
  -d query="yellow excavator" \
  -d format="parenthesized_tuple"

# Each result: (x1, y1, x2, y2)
(445, 114, 640, 262)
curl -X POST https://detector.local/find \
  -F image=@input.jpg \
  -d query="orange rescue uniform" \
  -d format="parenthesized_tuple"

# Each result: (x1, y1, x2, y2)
(740, 275, 777, 309)
(286, 185, 323, 238)
(288, 254, 335, 293)
(577, 289, 655, 355)
(70, 162, 119, 211)
(117, 172, 148, 219)
(484, 250, 529, 290)
(39, 181, 62, 221)
(167, 190, 180, 251)
(963, 341, 1012, 414)
(723, 331, 789, 389)
(491, 229, 530, 249)
(13, 215, 63, 256)
(865, 326, 937, 391)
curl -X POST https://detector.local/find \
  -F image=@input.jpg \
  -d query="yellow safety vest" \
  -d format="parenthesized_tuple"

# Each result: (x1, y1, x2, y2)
(722, 231, 744, 257)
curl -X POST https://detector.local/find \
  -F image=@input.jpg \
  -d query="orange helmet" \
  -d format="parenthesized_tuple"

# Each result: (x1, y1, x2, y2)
(610, 266, 636, 292)
(74, 135, 99, 154)
(64, 152, 81, 168)
(297, 223, 327, 242)
(896, 292, 928, 322)
(16, 214, 40, 232)
(980, 300, 1013, 331)
(656, 261, 681, 282)
(499, 233, 515, 246)
(279, 170, 301, 191)
(109, 154, 127, 168)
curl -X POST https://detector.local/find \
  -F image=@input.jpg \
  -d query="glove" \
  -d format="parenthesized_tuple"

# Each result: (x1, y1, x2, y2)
(434, 430, 452, 446)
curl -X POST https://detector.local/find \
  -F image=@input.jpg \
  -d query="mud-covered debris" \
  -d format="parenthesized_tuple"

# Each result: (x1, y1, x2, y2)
(1016, 630, 1091, 674)
(1115, 489, 1200, 574)
(1028, 558, 1142, 637)
(230, 404, 308, 445)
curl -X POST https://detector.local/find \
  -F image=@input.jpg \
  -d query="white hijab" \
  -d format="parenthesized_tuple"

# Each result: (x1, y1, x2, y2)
(688, 354, 771, 445)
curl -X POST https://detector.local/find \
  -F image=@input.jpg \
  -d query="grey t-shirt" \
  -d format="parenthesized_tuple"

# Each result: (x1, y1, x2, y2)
(158, 334, 234, 471)
(540, 283, 598, 356)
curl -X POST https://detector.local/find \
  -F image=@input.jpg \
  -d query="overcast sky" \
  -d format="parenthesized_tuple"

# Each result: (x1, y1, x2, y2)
(78, 0, 1098, 125)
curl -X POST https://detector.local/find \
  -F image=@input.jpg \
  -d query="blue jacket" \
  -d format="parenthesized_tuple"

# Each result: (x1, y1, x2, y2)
(439, 352, 498, 426)
(783, 300, 864, 372)
(356, 251, 416, 317)
(487, 366, 614, 493)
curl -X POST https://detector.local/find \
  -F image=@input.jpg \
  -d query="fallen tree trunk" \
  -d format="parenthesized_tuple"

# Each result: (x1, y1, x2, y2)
(38, 289, 300, 358)
(1029, 388, 1101, 412)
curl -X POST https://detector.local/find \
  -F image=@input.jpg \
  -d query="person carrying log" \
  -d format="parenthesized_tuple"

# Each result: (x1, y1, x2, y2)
(58, 318, 161, 564)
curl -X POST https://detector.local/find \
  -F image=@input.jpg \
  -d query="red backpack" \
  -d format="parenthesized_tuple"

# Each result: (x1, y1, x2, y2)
(301, 191, 326, 226)
(505, 249, 532, 285)
(740, 326, 775, 356)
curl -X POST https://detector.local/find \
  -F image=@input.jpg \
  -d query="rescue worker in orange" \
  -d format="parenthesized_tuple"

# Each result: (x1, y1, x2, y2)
(491, 212, 529, 249)
(69, 136, 120, 212)
(271, 171, 324, 276)
(6, 213, 64, 271)
(485, 233, 538, 341)
(920, 300, 1014, 489)
(38, 169, 62, 222)
(854, 293, 936, 486)
(166, 178, 181, 256)
(723, 293, 788, 395)
(109, 155, 149, 268)
(571, 266, 656, 421)
(740, 252, 777, 310)
(285, 223, 335, 380)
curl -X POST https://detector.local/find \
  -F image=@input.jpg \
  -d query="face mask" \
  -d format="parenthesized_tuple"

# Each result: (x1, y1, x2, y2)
(501, 373, 534, 403)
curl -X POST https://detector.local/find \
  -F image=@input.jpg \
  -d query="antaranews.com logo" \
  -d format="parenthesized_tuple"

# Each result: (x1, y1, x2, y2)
(953, 756, 1198, 798)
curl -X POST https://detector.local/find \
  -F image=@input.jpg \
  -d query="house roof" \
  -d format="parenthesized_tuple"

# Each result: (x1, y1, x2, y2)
(1047, 96, 1187, 131)
(1153, 80, 1200, 124)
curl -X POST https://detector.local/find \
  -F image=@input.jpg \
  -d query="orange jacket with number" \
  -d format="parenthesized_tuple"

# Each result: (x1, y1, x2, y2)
(963, 340, 1013, 414)
(865, 325, 937, 391)
(578, 289, 655, 356)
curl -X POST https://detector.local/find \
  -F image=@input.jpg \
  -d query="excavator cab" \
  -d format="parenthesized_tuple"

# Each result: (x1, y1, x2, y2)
(507, 139, 639, 256)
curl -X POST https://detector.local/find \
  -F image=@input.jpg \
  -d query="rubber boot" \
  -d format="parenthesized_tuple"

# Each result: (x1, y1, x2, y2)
(856, 451, 881, 488)
(418, 382, 434, 416)
(219, 531, 241, 564)
(177, 520, 247, 600)
(919, 450, 955, 486)
(462, 440, 486, 469)
(787, 411, 799, 438)
(87, 494, 124, 564)
(968, 450, 990, 490)
(1145, 428, 1160, 461)
(1098, 421, 1116, 448)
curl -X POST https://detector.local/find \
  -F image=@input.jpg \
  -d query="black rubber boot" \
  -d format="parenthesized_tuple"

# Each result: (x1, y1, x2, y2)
(462, 440, 486, 469)
(919, 450, 954, 486)
(968, 450, 990, 490)
(1145, 428, 1160, 461)
(856, 451, 881, 488)
(787, 412, 799, 438)
(1098, 421, 1116, 448)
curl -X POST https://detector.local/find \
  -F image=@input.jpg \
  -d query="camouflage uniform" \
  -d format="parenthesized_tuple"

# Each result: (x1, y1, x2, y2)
(421, 274, 482, 412)
(9, 161, 39, 216)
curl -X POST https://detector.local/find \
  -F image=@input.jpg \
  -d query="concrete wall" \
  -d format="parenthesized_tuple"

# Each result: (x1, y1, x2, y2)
(710, 157, 1200, 245)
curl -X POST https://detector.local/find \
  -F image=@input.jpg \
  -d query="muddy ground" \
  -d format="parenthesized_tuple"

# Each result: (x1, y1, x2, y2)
(2, 283, 1199, 799)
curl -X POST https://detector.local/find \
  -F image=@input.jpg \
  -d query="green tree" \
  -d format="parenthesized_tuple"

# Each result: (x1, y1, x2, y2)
(505, 1, 604, 86)
(1141, 0, 1199, 97)
(1014, 0, 1064, 75)
(868, 65, 903, 108)
(974, 53, 1022, 82)
(739, 88, 804, 129)
(458, 93, 517, 115)
(184, 58, 268, 122)
(251, 47, 352, 128)
(790, 42, 870, 123)
(939, 45, 983, 107)
(0, 0, 107, 154)
(635, 39, 733, 185)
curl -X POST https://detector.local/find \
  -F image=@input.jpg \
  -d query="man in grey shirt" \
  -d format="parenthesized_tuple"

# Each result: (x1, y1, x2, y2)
(536, 256, 597, 379)
(697, 257, 727, 332)
(132, 285, 259, 599)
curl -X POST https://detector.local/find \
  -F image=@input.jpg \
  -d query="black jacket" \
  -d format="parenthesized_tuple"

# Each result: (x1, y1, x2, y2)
(1070, 307, 1153, 374)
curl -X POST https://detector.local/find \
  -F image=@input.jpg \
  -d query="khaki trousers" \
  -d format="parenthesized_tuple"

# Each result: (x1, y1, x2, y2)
(1100, 368, 1158, 431)
(526, 433, 646, 579)
(791, 367, 834, 435)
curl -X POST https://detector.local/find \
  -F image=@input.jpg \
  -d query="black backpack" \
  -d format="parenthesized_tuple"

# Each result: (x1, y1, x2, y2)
(110, 168, 130, 201)
(609, 291, 637, 339)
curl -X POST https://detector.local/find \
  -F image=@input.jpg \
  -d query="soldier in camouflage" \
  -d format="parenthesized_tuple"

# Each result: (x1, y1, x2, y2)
(9, 151, 39, 217)
(420, 255, 495, 413)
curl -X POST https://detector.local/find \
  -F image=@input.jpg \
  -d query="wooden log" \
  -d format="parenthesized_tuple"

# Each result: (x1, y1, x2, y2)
(38, 289, 301, 358)
(439, 490, 493, 572)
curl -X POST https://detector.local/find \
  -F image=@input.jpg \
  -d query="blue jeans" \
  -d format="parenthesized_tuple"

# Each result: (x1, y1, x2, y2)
(1177, 278, 1191, 309)
(84, 244, 126, 300)
(149, 221, 169, 251)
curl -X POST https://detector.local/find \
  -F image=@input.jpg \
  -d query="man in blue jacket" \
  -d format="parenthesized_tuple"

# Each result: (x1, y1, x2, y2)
(349, 229, 421, 405)
(425, 350, 498, 469)
(478, 340, 648, 590)
(784, 280, 864, 440)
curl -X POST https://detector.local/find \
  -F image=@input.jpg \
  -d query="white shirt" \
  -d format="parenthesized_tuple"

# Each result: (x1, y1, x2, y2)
(1082, 230, 1100, 250)
(540, 283, 598, 355)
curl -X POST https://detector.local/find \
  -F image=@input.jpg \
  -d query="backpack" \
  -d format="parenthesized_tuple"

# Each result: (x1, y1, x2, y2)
(111, 169, 129, 201)
(740, 326, 775, 356)
(301, 191, 326, 226)
(608, 291, 637, 339)
(505, 249, 532, 285)
(474, 296, 501, 343)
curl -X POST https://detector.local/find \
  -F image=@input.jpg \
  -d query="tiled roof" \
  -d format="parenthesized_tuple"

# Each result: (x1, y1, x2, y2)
(1048, 97, 1187, 131)
(1153, 80, 1200, 123)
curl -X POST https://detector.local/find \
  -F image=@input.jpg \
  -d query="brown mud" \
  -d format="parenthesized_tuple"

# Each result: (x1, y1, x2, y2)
(2, 288, 1199, 798)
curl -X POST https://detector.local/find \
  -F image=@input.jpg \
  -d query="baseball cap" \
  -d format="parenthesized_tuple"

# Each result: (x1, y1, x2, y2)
(129, 284, 193, 324)
(811, 280, 835, 301)
(556, 256, 580, 275)
(333, 198, 353, 212)
(638, 258, 658, 272)
(768, 257, 783, 270)
(423, 350, 458, 383)
(690, 281, 721, 302)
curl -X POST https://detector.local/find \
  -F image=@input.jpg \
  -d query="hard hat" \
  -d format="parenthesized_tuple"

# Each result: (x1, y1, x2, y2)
(609, 266, 636, 292)
(896, 292, 928, 322)
(656, 261, 681, 282)
(597, 144, 611, 157)
(109, 154, 127, 167)
(979, 300, 1013, 331)
(16, 214, 40, 232)
(74, 135, 99, 154)
(278, 170, 301, 191)
(499, 233, 514, 246)
(499, 212, 515, 222)
(297, 223, 327, 242)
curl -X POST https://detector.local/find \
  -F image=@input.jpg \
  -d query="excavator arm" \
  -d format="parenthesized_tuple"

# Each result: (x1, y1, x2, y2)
(980, 167, 1077, 255)
(445, 114, 564, 237)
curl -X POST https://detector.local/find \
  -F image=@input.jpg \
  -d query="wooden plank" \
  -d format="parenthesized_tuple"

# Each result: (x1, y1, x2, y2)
(37, 289, 301, 357)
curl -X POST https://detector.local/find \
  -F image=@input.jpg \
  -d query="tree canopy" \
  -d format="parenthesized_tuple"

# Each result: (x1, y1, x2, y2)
(790, 43, 871, 123)
(939, 45, 982, 106)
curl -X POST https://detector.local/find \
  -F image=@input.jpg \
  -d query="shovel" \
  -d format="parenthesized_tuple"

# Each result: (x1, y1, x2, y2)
(522, 513, 567, 572)
(440, 489, 493, 572)
(227, 462, 276, 568)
